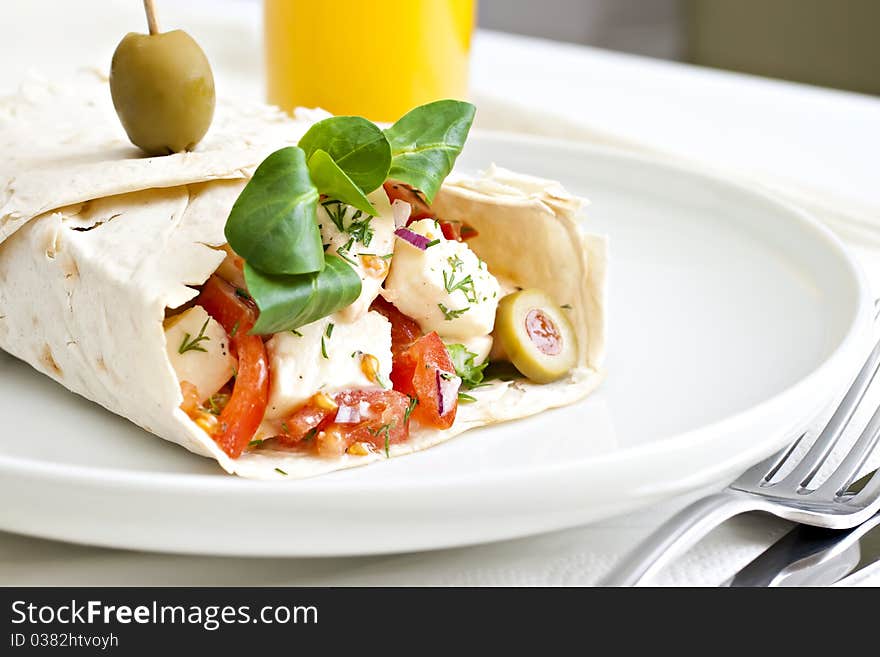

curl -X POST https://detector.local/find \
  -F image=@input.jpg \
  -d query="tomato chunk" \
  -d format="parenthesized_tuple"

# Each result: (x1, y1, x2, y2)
(274, 402, 335, 447)
(382, 181, 477, 241)
(383, 180, 435, 220)
(392, 332, 459, 429)
(315, 389, 411, 457)
(370, 297, 422, 358)
(276, 389, 412, 457)
(195, 276, 269, 459)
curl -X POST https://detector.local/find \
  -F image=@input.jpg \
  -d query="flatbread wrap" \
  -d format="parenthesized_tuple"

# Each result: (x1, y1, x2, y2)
(0, 72, 607, 479)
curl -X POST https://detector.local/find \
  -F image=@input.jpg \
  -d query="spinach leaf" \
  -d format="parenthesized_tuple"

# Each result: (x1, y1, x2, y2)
(224, 147, 323, 275)
(384, 100, 476, 202)
(446, 343, 488, 389)
(307, 149, 378, 216)
(298, 116, 391, 193)
(245, 256, 362, 335)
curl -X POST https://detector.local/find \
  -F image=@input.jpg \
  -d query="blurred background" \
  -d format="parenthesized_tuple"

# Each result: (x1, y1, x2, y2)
(479, 0, 879, 95)
(2, 0, 876, 97)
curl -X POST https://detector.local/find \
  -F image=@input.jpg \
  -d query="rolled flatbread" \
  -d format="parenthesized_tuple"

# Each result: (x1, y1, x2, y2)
(0, 73, 606, 479)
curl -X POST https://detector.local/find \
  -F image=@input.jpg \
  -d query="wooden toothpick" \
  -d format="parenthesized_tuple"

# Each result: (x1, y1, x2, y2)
(143, 0, 160, 35)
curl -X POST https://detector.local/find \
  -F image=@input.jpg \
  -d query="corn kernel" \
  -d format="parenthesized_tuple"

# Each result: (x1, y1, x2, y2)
(361, 254, 389, 278)
(194, 411, 219, 435)
(347, 441, 372, 456)
(360, 353, 381, 383)
(312, 391, 338, 411)
(179, 381, 200, 415)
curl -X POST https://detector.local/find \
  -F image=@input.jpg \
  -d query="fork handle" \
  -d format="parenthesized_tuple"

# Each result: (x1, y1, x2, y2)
(599, 491, 759, 586)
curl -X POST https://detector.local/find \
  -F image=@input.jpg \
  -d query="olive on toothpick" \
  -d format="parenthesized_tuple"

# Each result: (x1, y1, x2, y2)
(110, 0, 216, 156)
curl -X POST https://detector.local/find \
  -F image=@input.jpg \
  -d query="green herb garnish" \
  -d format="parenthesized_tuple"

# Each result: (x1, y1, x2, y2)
(248, 439, 264, 448)
(308, 149, 377, 215)
(368, 422, 396, 458)
(384, 100, 476, 202)
(442, 270, 477, 302)
(325, 322, 334, 339)
(224, 100, 475, 335)
(178, 318, 211, 355)
(206, 394, 228, 416)
(446, 343, 488, 389)
(245, 257, 362, 335)
(275, 467, 288, 476)
(299, 115, 392, 193)
(321, 336, 329, 359)
(404, 396, 418, 424)
(225, 147, 323, 275)
(458, 391, 477, 403)
(438, 303, 467, 320)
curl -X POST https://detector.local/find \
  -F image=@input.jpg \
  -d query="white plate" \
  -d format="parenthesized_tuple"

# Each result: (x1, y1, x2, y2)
(0, 134, 872, 556)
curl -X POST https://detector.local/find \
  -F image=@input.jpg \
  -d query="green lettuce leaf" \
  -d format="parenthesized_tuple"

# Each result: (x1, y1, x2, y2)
(224, 146, 323, 275)
(298, 116, 391, 193)
(384, 100, 476, 202)
(307, 149, 377, 216)
(245, 256, 362, 335)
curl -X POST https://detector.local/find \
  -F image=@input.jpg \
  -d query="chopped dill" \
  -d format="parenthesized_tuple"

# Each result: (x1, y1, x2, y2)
(438, 303, 468, 320)
(178, 318, 211, 355)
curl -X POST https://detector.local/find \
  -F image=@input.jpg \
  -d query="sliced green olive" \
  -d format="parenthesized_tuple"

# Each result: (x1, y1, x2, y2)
(494, 288, 577, 383)
(110, 30, 215, 156)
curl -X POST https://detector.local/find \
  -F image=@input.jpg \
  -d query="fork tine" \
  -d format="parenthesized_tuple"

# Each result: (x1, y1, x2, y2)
(775, 331, 880, 490)
(816, 404, 880, 498)
(847, 468, 880, 509)
(732, 432, 807, 489)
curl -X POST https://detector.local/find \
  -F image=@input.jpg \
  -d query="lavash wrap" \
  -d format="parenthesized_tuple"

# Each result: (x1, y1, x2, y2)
(0, 72, 607, 480)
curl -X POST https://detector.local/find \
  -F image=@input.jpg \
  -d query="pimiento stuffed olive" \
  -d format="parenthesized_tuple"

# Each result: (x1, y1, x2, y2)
(494, 288, 578, 383)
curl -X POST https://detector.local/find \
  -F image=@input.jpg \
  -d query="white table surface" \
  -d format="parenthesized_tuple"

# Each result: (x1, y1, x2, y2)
(2, 0, 879, 586)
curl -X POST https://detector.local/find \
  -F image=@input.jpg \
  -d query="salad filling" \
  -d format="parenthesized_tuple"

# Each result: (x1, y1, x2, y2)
(163, 100, 581, 460)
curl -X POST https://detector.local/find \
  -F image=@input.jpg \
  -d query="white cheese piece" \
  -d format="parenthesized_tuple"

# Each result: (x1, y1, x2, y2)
(264, 310, 392, 419)
(383, 219, 501, 339)
(164, 305, 236, 402)
(443, 334, 494, 366)
(319, 189, 396, 322)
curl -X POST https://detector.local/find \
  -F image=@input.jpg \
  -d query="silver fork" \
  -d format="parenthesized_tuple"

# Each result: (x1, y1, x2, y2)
(600, 304, 880, 586)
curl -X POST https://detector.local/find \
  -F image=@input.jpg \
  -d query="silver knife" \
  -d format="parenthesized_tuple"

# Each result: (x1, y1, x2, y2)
(728, 512, 880, 586)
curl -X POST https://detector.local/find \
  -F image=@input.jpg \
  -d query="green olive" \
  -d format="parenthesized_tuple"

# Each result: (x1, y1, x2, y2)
(110, 30, 215, 156)
(494, 288, 578, 384)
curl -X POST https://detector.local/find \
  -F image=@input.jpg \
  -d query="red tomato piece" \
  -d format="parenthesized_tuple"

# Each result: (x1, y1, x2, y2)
(439, 220, 462, 241)
(383, 180, 435, 220)
(274, 403, 335, 447)
(382, 181, 477, 241)
(314, 389, 411, 457)
(392, 332, 458, 429)
(195, 276, 269, 459)
(370, 297, 422, 358)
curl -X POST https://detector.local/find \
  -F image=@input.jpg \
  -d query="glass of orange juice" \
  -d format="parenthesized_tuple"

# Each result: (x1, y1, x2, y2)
(264, 0, 475, 123)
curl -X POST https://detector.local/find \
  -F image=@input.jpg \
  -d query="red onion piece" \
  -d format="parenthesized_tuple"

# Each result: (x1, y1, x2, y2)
(391, 200, 412, 228)
(394, 227, 430, 250)
(435, 369, 461, 417)
(335, 402, 361, 424)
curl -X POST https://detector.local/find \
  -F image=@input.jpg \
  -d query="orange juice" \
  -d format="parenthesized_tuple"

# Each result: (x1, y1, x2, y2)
(264, 0, 475, 123)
